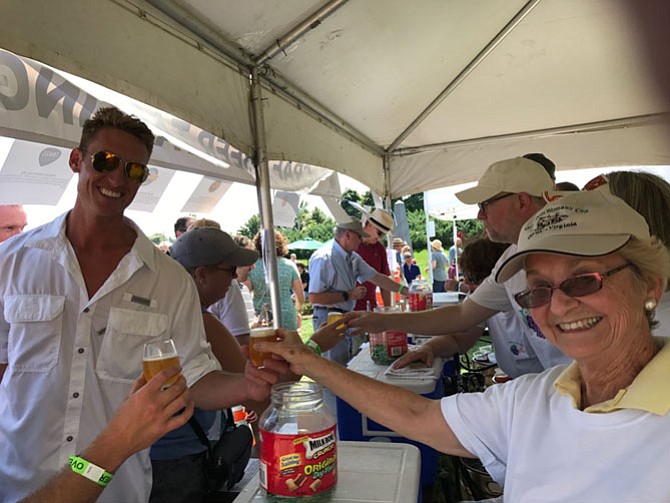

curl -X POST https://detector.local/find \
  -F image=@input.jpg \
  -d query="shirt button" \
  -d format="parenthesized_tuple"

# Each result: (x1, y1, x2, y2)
(73, 392, 79, 398)
(83, 307, 89, 313)
(66, 436, 73, 442)
(78, 348, 84, 354)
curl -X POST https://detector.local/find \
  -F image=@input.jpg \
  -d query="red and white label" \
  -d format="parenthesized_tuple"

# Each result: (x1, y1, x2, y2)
(409, 291, 433, 311)
(259, 425, 337, 497)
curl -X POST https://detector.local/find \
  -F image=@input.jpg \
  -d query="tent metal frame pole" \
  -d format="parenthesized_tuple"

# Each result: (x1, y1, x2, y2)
(393, 112, 670, 156)
(251, 66, 282, 327)
(387, 0, 541, 152)
(254, 0, 350, 66)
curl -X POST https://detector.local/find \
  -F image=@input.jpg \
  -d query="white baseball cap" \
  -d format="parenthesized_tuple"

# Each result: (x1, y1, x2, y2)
(495, 188, 650, 283)
(456, 157, 555, 204)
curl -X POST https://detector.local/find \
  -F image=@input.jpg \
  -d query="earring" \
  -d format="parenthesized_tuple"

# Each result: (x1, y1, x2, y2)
(644, 298, 657, 311)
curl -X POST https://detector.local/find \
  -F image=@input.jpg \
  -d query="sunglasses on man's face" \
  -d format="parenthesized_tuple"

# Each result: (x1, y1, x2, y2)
(82, 149, 149, 184)
(514, 263, 631, 309)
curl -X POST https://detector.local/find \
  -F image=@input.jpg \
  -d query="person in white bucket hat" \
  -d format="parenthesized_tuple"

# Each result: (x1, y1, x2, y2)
(345, 155, 570, 371)
(260, 188, 670, 502)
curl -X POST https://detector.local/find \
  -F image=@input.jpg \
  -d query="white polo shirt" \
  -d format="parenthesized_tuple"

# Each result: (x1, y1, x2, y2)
(0, 213, 220, 502)
(469, 244, 571, 369)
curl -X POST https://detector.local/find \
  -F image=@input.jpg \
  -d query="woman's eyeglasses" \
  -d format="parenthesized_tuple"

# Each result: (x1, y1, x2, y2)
(514, 263, 631, 309)
(82, 149, 149, 184)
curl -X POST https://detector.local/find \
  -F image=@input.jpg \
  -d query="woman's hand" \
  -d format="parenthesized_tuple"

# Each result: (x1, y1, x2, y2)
(256, 329, 319, 376)
(342, 310, 388, 335)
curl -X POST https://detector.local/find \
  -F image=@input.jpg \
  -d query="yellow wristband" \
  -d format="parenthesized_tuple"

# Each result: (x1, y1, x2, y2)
(69, 456, 113, 486)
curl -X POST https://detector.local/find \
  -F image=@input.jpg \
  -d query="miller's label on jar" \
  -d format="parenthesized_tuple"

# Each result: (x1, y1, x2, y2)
(259, 425, 337, 496)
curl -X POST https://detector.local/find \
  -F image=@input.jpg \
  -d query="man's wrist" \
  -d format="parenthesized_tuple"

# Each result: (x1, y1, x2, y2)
(342, 290, 349, 301)
(306, 339, 322, 356)
(68, 456, 114, 486)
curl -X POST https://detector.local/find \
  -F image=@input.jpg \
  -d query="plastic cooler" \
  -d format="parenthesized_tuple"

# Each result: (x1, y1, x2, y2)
(232, 441, 421, 502)
(336, 349, 449, 488)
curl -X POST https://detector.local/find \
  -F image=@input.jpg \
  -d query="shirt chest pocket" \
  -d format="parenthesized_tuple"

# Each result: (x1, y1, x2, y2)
(96, 307, 168, 384)
(4, 294, 65, 373)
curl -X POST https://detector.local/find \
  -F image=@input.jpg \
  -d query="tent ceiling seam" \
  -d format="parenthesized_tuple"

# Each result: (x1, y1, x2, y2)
(387, 0, 542, 153)
(130, 0, 382, 161)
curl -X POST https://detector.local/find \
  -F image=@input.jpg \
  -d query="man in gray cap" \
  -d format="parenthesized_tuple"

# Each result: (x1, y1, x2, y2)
(347, 156, 571, 370)
(309, 219, 408, 365)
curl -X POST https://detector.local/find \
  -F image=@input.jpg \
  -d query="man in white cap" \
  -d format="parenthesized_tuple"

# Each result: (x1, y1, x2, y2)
(347, 156, 571, 370)
(309, 219, 408, 365)
(355, 208, 396, 311)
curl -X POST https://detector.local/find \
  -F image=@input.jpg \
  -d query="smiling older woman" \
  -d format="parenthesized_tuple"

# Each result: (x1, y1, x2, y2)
(260, 188, 670, 502)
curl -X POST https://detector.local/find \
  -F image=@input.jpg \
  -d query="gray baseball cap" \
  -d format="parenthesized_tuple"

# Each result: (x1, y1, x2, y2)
(170, 227, 258, 268)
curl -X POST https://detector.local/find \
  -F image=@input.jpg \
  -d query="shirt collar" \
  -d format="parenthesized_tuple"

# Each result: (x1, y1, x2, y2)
(332, 238, 350, 259)
(554, 338, 670, 415)
(25, 212, 160, 273)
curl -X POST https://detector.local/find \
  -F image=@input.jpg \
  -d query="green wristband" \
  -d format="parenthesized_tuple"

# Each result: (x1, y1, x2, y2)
(69, 456, 113, 486)
(306, 339, 322, 356)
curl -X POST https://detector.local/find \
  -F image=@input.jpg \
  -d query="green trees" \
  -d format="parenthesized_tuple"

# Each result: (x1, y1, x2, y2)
(236, 190, 483, 252)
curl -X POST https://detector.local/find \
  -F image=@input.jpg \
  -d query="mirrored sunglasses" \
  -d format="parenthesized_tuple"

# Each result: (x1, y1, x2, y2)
(84, 149, 149, 184)
(514, 263, 630, 309)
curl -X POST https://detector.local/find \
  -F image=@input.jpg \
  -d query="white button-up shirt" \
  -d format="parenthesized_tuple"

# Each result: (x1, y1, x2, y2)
(0, 213, 220, 502)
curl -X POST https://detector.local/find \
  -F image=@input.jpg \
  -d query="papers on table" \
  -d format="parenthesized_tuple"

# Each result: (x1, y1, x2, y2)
(384, 361, 437, 380)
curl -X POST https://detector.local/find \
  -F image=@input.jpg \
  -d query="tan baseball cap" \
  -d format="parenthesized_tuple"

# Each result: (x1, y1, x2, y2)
(456, 157, 555, 204)
(495, 188, 650, 283)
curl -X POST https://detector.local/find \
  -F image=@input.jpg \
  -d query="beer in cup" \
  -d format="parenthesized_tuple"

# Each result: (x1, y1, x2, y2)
(327, 312, 346, 330)
(143, 339, 180, 387)
(249, 327, 277, 367)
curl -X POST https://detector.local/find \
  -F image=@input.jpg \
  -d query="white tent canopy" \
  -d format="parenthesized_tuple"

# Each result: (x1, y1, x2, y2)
(0, 48, 347, 200)
(2, 0, 669, 200)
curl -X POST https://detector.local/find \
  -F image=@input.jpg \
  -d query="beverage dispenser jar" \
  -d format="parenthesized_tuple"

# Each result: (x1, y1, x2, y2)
(369, 306, 408, 365)
(408, 278, 433, 311)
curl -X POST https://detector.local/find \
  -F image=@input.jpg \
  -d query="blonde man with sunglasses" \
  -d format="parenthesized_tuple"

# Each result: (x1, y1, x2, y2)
(0, 107, 285, 503)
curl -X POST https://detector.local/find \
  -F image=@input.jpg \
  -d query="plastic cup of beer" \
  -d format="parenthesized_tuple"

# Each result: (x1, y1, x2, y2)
(249, 327, 277, 367)
(143, 339, 180, 388)
(327, 312, 346, 330)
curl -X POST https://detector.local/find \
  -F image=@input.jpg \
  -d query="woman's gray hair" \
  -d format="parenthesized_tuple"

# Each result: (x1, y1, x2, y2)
(618, 236, 670, 327)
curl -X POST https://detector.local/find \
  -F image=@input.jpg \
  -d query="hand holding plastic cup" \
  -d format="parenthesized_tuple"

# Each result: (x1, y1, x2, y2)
(327, 312, 347, 332)
(249, 327, 278, 367)
(143, 339, 181, 388)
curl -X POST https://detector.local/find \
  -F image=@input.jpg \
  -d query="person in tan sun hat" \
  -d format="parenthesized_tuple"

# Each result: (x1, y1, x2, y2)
(355, 208, 400, 312)
(430, 239, 448, 291)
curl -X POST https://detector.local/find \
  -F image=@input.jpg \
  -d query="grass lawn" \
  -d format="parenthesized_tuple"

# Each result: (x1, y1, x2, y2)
(413, 248, 430, 280)
(299, 315, 315, 342)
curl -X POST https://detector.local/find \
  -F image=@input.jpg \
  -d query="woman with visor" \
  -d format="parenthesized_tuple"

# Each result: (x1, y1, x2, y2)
(258, 188, 670, 501)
